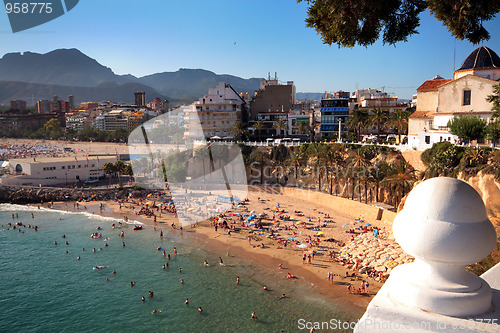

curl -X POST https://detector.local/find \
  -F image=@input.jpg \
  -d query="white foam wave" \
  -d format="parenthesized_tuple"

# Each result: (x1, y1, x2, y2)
(0, 203, 144, 225)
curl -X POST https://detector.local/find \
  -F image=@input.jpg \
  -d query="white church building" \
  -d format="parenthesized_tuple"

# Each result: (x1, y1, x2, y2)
(408, 46, 500, 149)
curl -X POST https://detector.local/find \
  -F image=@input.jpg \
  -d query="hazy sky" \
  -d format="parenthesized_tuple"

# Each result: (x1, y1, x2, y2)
(1, 0, 499, 99)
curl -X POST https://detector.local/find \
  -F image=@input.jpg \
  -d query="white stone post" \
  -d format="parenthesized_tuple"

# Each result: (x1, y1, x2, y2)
(355, 177, 499, 333)
(390, 177, 496, 316)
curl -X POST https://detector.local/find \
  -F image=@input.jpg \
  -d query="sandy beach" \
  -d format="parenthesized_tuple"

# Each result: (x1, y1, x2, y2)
(49, 184, 409, 314)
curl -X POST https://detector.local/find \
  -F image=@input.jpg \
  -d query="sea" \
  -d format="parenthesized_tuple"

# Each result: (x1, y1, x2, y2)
(0, 204, 358, 333)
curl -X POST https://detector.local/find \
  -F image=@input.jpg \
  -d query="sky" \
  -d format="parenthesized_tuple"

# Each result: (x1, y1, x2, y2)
(0, 0, 499, 100)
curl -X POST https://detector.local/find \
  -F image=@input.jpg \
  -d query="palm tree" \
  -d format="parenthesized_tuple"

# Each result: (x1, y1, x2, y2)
(307, 143, 328, 192)
(273, 119, 288, 138)
(287, 148, 305, 185)
(346, 109, 369, 142)
(297, 121, 310, 138)
(194, 147, 209, 182)
(324, 145, 344, 195)
(381, 160, 416, 208)
(389, 109, 412, 144)
(252, 150, 270, 184)
(368, 161, 389, 203)
(254, 120, 265, 142)
(369, 108, 389, 142)
(103, 162, 116, 186)
(231, 121, 248, 141)
(348, 149, 372, 201)
(114, 160, 126, 183)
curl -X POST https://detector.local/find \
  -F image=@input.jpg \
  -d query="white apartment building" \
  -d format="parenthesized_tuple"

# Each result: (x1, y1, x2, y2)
(1, 156, 117, 186)
(184, 82, 245, 140)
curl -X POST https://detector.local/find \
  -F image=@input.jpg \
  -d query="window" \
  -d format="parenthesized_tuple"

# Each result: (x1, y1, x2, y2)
(62, 166, 65, 169)
(463, 90, 471, 106)
(425, 136, 430, 144)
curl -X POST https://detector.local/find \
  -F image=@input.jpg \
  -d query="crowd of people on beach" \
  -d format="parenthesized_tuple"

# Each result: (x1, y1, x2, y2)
(0, 142, 68, 161)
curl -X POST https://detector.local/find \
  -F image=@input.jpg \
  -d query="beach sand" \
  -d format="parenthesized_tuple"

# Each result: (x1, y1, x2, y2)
(50, 185, 402, 314)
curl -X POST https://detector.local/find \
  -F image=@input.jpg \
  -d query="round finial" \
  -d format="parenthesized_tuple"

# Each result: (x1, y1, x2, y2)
(393, 177, 496, 265)
(389, 177, 497, 316)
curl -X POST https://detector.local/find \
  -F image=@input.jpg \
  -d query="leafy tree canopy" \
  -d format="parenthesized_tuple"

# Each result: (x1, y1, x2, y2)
(448, 116, 486, 142)
(299, 0, 500, 47)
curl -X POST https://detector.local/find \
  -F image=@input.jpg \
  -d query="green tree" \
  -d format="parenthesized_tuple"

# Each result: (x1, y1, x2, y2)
(114, 160, 126, 183)
(348, 149, 372, 201)
(254, 120, 265, 141)
(194, 147, 210, 182)
(103, 162, 116, 186)
(381, 160, 416, 208)
(297, 120, 310, 138)
(273, 119, 288, 138)
(486, 121, 500, 147)
(346, 109, 369, 142)
(44, 119, 62, 139)
(298, 0, 499, 48)
(369, 108, 389, 142)
(251, 150, 270, 184)
(448, 116, 487, 143)
(487, 82, 500, 119)
(231, 121, 248, 141)
(389, 108, 412, 144)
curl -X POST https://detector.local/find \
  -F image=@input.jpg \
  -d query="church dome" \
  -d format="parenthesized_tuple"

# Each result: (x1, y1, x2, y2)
(458, 46, 500, 71)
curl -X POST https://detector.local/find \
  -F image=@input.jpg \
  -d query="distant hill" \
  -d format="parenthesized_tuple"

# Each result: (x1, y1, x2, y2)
(0, 49, 263, 103)
(296, 92, 324, 100)
(0, 81, 168, 106)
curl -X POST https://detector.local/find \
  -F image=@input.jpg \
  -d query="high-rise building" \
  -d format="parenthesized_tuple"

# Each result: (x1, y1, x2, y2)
(68, 95, 75, 109)
(36, 100, 50, 113)
(134, 91, 146, 107)
(10, 100, 26, 111)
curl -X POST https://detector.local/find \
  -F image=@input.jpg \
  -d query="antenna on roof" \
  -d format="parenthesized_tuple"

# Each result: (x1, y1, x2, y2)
(453, 39, 456, 73)
(275, 72, 277, 80)
(268, 72, 271, 80)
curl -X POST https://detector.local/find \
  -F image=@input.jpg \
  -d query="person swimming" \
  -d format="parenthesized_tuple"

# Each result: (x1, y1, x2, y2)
(180, 279, 184, 284)
(185, 298, 189, 305)
(198, 307, 203, 313)
(251, 312, 258, 320)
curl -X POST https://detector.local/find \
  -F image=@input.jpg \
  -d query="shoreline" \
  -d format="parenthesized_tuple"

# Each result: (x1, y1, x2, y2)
(45, 185, 400, 316)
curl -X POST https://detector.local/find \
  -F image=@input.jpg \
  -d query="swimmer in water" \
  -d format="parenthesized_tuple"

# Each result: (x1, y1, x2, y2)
(263, 285, 267, 290)
(219, 257, 223, 265)
(279, 293, 286, 299)
(180, 279, 184, 284)
(152, 309, 157, 314)
(54, 241, 57, 245)
(198, 307, 203, 313)
(179, 267, 182, 273)
(251, 312, 258, 320)
(185, 298, 189, 305)
(112, 270, 116, 274)
(77, 256, 80, 260)
(236, 276, 240, 285)
(142, 296, 145, 302)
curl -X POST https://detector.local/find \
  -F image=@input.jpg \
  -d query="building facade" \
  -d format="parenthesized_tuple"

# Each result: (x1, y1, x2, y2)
(408, 46, 500, 149)
(1, 156, 117, 186)
(184, 82, 245, 139)
(320, 92, 350, 138)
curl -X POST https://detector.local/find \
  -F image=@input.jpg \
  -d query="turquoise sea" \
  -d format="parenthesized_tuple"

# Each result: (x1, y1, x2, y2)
(0, 204, 357, 332)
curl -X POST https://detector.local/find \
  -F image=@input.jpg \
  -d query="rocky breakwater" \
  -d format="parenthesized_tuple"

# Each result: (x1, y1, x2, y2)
(339, 231, 414, 277)
(0, 186, 150, 204)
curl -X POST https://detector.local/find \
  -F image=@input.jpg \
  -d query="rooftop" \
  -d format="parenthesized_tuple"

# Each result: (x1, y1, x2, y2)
(457, 46, 500, 71)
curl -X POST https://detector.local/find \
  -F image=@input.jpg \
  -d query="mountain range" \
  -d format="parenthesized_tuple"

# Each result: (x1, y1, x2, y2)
(0, 48, 265, 105)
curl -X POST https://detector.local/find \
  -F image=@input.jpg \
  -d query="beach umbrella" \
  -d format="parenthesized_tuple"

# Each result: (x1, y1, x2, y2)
(297, 244, 308, 249)
(342, 223, 349, 228)
(363, 223, 371, 227)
